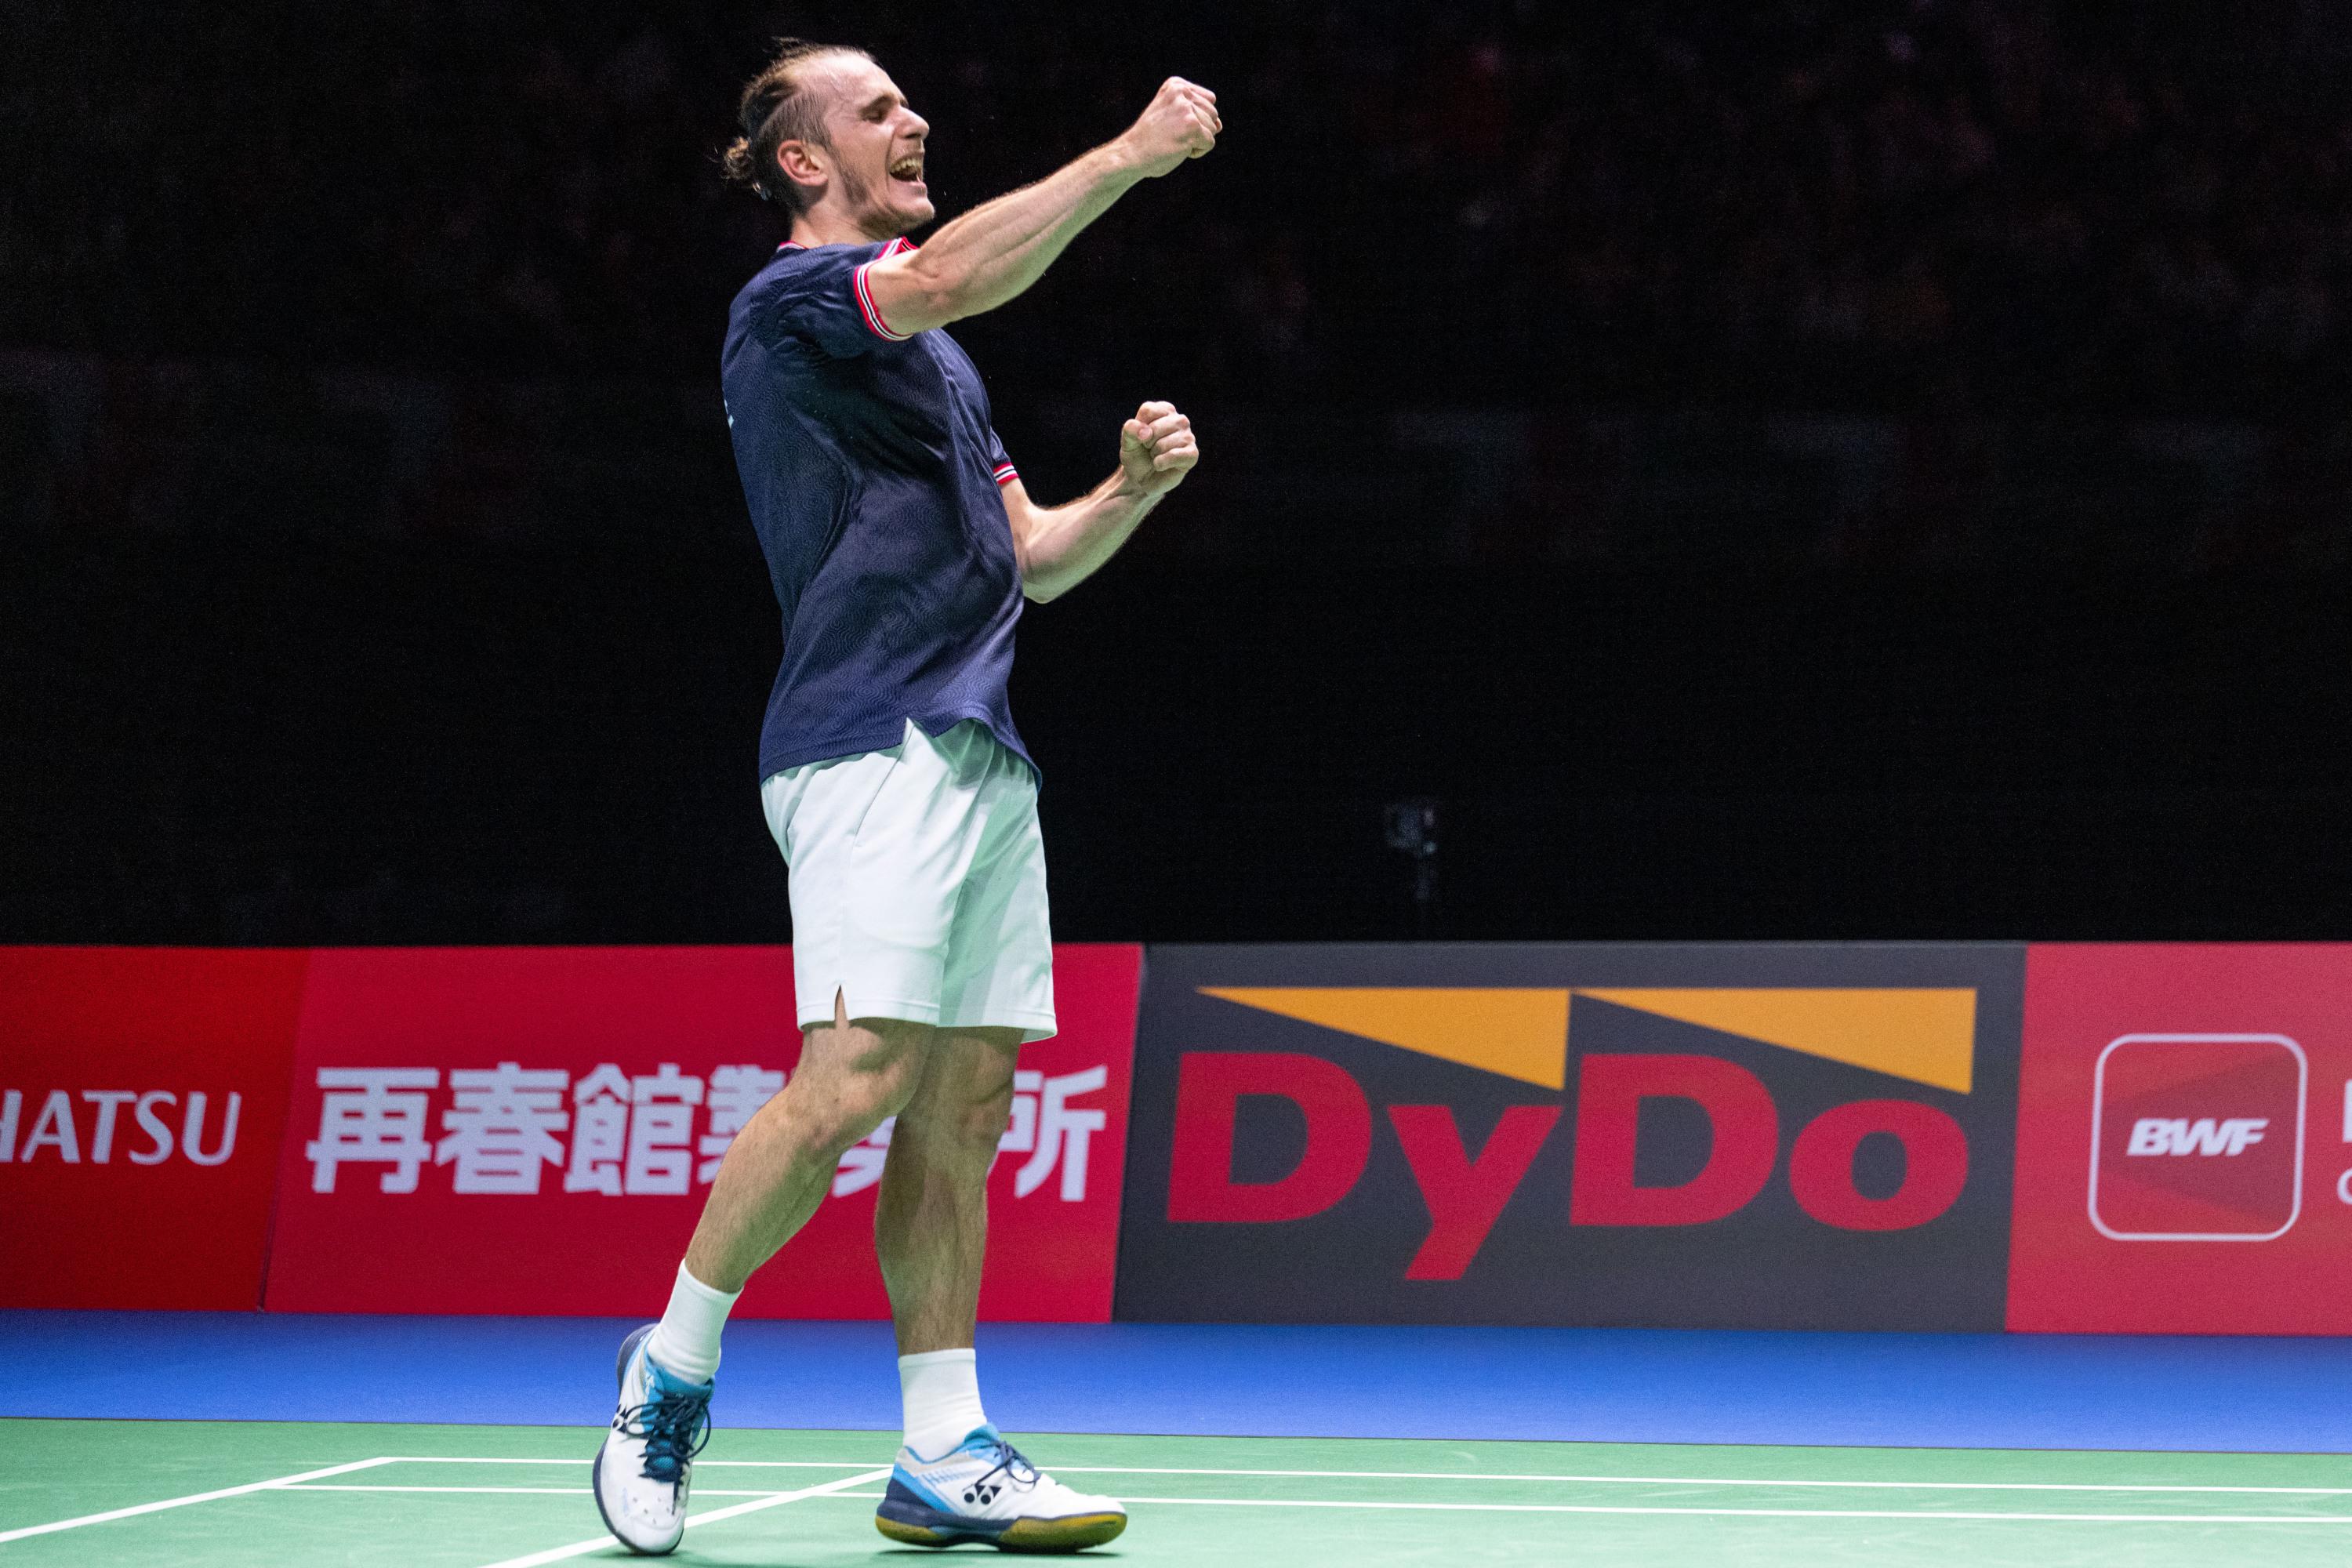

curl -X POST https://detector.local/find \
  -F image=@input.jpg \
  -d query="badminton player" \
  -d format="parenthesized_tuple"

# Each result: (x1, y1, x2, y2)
(591, 38, 1215, 1555)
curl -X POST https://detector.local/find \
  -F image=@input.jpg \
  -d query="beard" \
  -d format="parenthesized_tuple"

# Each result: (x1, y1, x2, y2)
(833, 158, 879, 215)
(833, 159, 896, 238)
(832, 155, 926, 239)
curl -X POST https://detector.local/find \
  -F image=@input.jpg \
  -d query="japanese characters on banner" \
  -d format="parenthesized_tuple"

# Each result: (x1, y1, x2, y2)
(2007, 944, 2352, 1334)
(0, 947, 309, 1308)
(263, 945, 1140, 1319)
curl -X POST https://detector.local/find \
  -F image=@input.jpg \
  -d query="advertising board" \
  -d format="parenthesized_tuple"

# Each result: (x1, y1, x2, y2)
(2008, 944, 2352, 1334)
(29, 938, 2350, 1334)
(263, 944, 1141, 1320)
(0, 947, 308, 1308)
(1116, 943, 2024, 1329)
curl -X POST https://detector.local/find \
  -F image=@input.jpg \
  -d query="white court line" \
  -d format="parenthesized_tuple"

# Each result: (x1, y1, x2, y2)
(783, 1492, 2352, 1524)
(0, 1457, 399, 1544)
(285, 1484, 822, 1498)
(28, 1453, 2337, 1545)
(360, 1456, 2352, 1497)
(1044, 1466, 2352, 1496)
(360, 1457, 876, 1470)
(1109, 1496, 2352, 1524)
(271, 1479, 2352, 1526)
(468, 1468, 891, 1568)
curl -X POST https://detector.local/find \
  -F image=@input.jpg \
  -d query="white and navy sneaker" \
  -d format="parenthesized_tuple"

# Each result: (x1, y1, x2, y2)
(877, 1425, 1126, 1552)
(592, 1323, 713, 1555)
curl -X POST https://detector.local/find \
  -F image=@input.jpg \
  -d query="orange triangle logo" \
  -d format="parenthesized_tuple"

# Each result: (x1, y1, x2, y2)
(1197, 985, 1976, 1093)
(1198, 988, 1573, 1088)
(1573, 989, 1976, 1093)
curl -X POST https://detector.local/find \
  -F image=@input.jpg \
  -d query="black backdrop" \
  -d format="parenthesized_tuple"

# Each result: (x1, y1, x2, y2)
(9, 541, 2349, 946)
(6, 0, 2352, 947)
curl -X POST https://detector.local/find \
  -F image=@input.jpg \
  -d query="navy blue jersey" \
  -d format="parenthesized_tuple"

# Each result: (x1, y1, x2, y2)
(722, 238, 1030, 782)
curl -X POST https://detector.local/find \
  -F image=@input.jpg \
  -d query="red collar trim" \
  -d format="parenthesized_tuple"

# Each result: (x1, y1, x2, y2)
(777, 235, 920, 253)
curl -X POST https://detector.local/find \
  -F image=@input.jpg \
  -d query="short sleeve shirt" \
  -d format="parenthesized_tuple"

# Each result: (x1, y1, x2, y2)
(722, 238, 1031, 782)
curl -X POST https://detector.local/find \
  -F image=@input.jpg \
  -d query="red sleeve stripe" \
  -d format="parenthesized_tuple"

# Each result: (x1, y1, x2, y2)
(852, 257, 911, 342)
(993, 463, 1018, 485)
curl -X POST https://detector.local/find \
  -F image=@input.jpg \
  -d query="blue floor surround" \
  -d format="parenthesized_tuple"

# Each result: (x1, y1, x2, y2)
(4, 1312, 2347, 1454)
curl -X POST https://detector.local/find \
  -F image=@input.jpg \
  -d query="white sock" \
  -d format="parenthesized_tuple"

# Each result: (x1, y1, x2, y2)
(899, 1348, 988, 1459)
(644, 1263, 738, 1385)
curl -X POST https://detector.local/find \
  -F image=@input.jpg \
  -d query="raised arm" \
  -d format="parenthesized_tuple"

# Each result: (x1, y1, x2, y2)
(862, 78, 1219, 336)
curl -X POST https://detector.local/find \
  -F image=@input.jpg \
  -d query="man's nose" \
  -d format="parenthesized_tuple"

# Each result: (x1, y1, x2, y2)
(902, 109, 931, 138)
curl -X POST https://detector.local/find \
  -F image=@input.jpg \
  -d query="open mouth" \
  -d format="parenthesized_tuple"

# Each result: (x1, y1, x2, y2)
(888, 154, 925, 187)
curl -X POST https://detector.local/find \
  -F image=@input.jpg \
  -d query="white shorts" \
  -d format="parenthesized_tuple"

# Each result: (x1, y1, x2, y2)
(761, 719, 1055, 1040)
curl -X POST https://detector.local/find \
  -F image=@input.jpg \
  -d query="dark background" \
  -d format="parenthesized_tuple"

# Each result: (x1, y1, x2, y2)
(5, 1, 2350, 947)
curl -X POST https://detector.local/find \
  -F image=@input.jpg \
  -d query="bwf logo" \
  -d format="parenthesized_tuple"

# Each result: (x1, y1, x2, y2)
(2125, 1116, 2268, 1157)
(2090, 1035, 2307, 1243)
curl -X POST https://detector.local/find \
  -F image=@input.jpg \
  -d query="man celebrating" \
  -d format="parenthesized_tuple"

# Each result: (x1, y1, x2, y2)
(590, 39, 1216, 1557)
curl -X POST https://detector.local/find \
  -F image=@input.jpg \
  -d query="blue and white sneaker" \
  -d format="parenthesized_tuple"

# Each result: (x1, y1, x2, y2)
(592, 1323, 713, 1555)
(877, 1425, 1126, 1552)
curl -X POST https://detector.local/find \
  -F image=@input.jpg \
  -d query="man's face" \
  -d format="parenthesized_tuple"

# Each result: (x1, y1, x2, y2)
(806, 54, 932, 238)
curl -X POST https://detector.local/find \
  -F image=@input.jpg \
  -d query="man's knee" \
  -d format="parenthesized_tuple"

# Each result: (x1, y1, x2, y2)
(793, 1019, 931, 1154)
(811, 1083, 907, 1160)
(898, 1105, 1008, 1182)
(900, 1065, 1020, 1169)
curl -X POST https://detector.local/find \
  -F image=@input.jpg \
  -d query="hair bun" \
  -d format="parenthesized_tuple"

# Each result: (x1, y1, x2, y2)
(724, 38, 866, 212)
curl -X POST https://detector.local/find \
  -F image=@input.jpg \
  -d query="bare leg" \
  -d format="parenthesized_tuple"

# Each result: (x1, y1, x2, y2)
(684, 990, 933, 1294)
(875, 1027, 1024, 1355)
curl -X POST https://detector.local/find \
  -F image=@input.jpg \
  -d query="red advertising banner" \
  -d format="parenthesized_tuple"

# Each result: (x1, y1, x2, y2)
(0, 947, 309, 1308)
(263, 945, 1140, 1321)
(2009, 944, 2352, 1334)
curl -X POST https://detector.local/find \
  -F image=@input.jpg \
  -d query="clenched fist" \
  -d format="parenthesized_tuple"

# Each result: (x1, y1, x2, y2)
(1118, 401, 1200, 496)
(1119, 78, 1220, 179)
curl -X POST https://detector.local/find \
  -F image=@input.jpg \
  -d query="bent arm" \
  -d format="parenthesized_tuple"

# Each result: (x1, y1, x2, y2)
(1004, 402, 1200, 602)
(1002, 474, 1163, 604)
(862, 78, 1218, 336)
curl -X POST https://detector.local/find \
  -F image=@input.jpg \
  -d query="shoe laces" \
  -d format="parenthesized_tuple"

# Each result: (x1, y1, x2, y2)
(971, 1436, 1040, 1496)
(619, 1385, 713, 1487)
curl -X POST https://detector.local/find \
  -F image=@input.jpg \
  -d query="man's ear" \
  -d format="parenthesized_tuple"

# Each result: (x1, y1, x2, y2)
(774, 139, 828, 194)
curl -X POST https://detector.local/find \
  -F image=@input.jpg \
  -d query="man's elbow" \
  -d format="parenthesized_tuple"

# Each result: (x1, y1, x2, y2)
(1019, 557, 1067, 603)
(902, 254, 974, 327)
